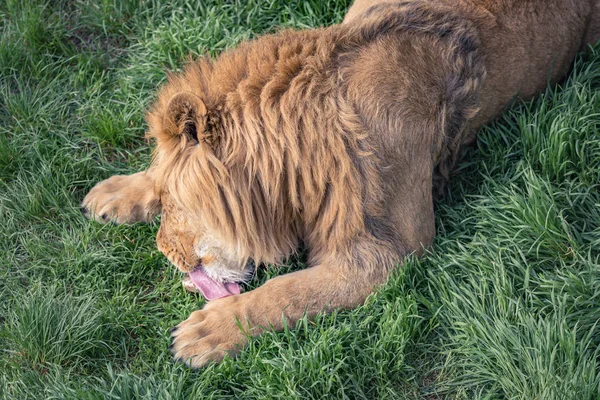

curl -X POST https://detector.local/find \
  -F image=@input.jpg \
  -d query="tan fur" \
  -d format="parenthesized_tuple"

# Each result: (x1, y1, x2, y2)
(83, 0, 600, 368)
(82, 171, 160, 224)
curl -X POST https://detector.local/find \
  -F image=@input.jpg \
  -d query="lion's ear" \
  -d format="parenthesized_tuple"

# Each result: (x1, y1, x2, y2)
(163, 92, 208, 144)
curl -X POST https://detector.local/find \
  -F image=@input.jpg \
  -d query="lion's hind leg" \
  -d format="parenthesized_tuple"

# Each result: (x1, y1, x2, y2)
(82, 170, 161, 224)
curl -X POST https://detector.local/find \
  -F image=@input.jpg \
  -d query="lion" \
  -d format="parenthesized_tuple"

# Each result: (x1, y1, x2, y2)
(82, 0, 600, 368)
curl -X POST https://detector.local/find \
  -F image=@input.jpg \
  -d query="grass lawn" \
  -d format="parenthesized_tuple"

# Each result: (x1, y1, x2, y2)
(1, 0, 600, 398)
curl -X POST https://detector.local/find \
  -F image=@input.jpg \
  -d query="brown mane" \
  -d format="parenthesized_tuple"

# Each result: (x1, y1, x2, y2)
(146, 2, 484, 265)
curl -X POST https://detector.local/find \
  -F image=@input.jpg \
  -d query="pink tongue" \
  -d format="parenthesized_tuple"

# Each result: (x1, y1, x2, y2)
(188, 267, 241, 301)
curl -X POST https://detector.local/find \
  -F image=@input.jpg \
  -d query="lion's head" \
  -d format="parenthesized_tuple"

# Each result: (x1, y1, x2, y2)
(145, 45, 314, 296)
(146, 75, 302, 299)
(148, 92, 260, 300)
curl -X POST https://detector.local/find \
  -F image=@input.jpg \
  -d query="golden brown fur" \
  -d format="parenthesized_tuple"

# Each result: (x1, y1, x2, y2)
(82, 0, 600, 367)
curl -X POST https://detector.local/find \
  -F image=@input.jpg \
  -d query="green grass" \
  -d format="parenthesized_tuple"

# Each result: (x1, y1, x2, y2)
(1, 0, 599, 398)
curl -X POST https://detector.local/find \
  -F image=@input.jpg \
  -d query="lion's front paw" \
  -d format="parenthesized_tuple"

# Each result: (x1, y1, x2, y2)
(82, 172, 160, 224)
(170, 297, 249, 368)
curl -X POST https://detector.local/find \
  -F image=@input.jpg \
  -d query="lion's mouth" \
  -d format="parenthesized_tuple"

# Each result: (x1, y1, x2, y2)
(188, 267, 241, 300)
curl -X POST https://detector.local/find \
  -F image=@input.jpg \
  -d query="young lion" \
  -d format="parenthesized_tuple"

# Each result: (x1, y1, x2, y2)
(82, 0, 600, 367)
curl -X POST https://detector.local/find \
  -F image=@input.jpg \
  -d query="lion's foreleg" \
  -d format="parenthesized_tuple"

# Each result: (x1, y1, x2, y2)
(170, 250, 393, 368)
